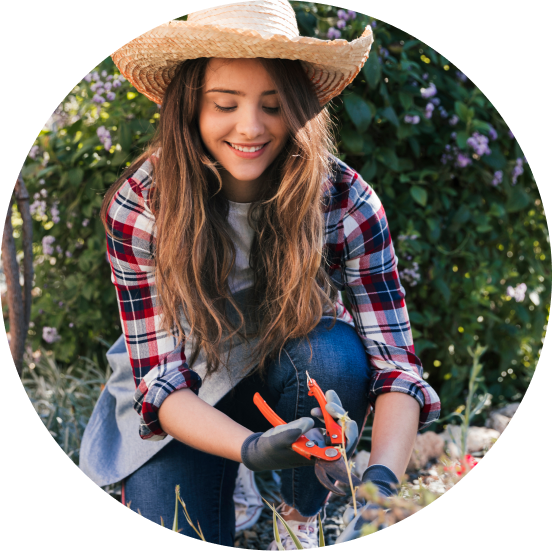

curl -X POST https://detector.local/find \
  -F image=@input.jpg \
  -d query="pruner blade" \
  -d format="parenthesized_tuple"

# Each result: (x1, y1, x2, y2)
(314, 456, 362, 496)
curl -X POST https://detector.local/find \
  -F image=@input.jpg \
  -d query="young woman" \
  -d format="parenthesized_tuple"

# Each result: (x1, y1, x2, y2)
(81, 1, 440, 547)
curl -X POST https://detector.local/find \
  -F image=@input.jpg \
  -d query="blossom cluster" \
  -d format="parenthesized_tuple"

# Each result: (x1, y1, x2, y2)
(511, 158, 524, 185)
(506, 283, 527, 303)
(84, 70, 125, 104)
(328, 8, 356, 37)
(404, 114, 420, 125)
(491, 170, 503, 186)
(42, 326, 61, 343)
(420, 82, 437, 99)
(42, 235, 55, 255)
(97, 126, 112, 151)
(467, 132, 491, 156)
(400, 261, 421, 286)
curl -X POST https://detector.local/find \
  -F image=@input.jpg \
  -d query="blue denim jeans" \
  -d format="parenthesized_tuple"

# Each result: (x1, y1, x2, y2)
(123, 318, 372, 546)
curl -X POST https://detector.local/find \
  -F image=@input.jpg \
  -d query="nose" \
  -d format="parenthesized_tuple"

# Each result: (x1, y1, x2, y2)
(235, 104, 265, 140)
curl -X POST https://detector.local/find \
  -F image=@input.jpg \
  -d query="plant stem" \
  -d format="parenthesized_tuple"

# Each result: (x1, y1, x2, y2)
(341, 422, 357, 516)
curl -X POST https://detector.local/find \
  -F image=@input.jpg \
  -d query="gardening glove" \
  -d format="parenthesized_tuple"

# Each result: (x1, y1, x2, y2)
(310, 389, 359, 454)
(336, 464, 399, 543)
(241, 417, 316, 471)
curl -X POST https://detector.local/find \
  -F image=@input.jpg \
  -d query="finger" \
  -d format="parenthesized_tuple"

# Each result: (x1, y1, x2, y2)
(325, 389, 343, 408)
(310, 406, 324, 423)
(264, 417, 315, 439)
(324, 401, 346, 420)
(345, 420, 359, 453)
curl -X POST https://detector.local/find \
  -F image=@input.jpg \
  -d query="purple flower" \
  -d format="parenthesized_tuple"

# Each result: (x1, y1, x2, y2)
(92, 94, 105, 104)
(82, 219, 90, 227)
(430, 97, 441, 106)
(67, 222, 73, 229)
(439, 106, 448, 118)
(506, 283, 527, 302)
(455, 153, 472, 168)
(491, 170, 503, 186)
(404, 114, 420, 125)
(451, 132, 457, 139)
(448, 114, 459, 126)
(420, 82, 437, 98)
(104, 81, 112, 91)
(55, 246, 62, 255)
(371, 21, 377, 28)
(400, 262, 421, 286)
(508, 130, 515, 139)
(106, 91, 116, 101)
(512, 158, 524, 185)
(29, 145, 40, 159)
(84, 73, 92, 82)
(347, 10, 356, 19)
(327, 27, 341, 40)
(97, 126, 112, 151)
(42, 235, 55, 255)
(456, 70, 467, 82)
(422, 73, 428, 80)
(42, 326, 61, 343)
(488, 125, 498, 141)
(380, 47, 389, 58)
(39, 179, 45, 185)
(118, 74, 126, 82)
(424, 103, 435, 119)
(106, 75, 113, 81)
(337, 19, 346, 29)
(51, 203, 60, 224)
(58, 301, 64, 307)
(467, 132, 491, 156)
(101, 70, 107, 77)
(69, 323, 74, 328)
(40, 188, 48, 198)
(30, 200, 47, 217)
(112, 79, 122, 89)
(337, 9, 348, 20)
(65, 250, 72, 258)
(91, 71, 100, 81)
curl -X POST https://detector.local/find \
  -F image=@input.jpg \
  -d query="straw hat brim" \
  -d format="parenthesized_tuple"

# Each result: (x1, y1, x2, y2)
(112, 20, 374, 105)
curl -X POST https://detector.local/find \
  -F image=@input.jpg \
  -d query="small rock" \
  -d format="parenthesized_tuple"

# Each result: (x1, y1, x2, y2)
(352, 450, 370, 478)
(443, 425, 500, 457)
(485, 412, 511, 434)
(495, 402, 520, 418)
(407, 431, 445, 471)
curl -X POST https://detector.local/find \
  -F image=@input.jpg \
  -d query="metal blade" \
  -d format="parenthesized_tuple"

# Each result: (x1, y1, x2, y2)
(315, 460, 346, 496)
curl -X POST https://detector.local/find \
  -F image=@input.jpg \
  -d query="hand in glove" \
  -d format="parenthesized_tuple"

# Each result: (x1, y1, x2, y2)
(310, 389, 359, 454)
(241, 417, 316, 472)
(335, 464, 399, 543)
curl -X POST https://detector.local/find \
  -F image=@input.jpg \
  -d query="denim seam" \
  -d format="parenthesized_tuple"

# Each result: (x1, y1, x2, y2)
(283, 347, 301, 511)
(217, 459, 227, 544)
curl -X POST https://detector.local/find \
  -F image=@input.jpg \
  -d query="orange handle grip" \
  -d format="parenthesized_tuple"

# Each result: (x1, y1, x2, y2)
(307, 378, 344, 446)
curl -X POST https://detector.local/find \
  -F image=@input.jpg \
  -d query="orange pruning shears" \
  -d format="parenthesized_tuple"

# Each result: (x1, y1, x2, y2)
(253, 371, 362, 496)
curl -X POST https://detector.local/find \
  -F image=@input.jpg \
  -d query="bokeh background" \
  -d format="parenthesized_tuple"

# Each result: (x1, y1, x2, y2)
(3, 2, 550, 466)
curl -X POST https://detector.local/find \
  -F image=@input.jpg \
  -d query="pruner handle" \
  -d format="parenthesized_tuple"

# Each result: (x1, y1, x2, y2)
(252, 392, 341, 462)
(307, 377, 344, 447)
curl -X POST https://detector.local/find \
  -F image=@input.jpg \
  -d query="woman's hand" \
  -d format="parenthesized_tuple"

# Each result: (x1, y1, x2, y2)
(310, 389, 359, 454)
(241, 417, 316, 471)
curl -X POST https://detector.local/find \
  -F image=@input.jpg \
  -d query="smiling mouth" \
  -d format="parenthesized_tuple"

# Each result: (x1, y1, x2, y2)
(227, 142, 268, 152)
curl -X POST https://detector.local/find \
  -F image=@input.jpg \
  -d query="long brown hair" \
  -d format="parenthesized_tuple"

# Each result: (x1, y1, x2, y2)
(101, 57, 338, 376)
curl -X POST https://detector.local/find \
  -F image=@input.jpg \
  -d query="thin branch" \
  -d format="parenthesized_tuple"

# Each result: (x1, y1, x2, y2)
(15, 173, 33, 330)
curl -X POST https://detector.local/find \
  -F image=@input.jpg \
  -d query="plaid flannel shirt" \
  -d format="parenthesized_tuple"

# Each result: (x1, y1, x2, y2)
(106, 156, 441, 440)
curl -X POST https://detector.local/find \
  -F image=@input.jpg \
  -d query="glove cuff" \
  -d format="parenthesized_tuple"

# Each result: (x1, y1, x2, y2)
(361, 464, 399, 497)
(240, 432, 264, 471)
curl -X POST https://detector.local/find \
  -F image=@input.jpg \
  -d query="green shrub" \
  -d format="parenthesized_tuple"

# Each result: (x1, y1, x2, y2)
(17, 3, 550, 417)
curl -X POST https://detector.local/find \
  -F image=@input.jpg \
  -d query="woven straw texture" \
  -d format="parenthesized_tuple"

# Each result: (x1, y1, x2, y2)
(111, 0, 373, 105)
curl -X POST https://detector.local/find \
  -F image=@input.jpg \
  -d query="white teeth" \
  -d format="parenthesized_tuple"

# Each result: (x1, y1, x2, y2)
(229, 143, 265, 152)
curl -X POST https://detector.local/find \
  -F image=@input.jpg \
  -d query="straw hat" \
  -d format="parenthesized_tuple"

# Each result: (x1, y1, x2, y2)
(111, 0, 374, 106)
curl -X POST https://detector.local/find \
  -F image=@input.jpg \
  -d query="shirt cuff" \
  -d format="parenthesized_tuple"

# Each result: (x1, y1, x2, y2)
(133, 364, 202, 440)
(368, 370, 441, 430)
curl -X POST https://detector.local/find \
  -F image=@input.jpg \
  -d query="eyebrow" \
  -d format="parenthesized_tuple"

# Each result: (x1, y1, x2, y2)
(205, 88, 278, 97)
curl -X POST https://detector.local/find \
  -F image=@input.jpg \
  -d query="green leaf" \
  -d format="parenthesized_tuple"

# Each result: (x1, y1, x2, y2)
(318, 514, 325, 547)
(456, 131, 469, 149)
(398, 91, 413, 111)
(360, 158, 377, 182)
(409, 311, 426, 324)
(408, 137, 420, 158)
(362, 51, 381, 88)
(454, 101, 472, 122)
(410, 185, 428, 206)
(68, 167, 84, 186)
(380, 106, 399, 127)
(415, 339, 438, 355)
(340, 128, 363, 153)
(471, 119, 490, 133)
(119, 122, 133, 151)
(376, 148, 399, 171)
(343, 93, 372, 133)
(506, 186, 531, 212)
(433, 278, 451, 303)
(482, 148, 507, 170)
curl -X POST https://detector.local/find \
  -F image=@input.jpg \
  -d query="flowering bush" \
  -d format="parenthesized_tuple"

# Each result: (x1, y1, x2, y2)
(15, 3, 550, 415)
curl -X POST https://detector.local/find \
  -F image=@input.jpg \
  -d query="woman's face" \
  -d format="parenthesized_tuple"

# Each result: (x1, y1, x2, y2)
(199, 58, 289, 202)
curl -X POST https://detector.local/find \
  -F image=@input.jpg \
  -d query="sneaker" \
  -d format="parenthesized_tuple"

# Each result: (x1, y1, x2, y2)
(234, 464, 263, 531)
(268, 517, 319, 550)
